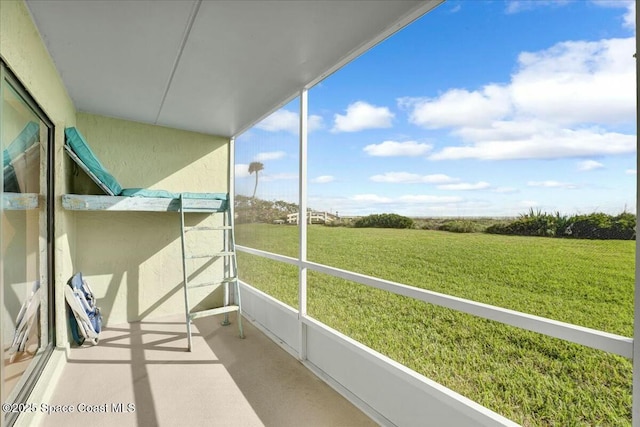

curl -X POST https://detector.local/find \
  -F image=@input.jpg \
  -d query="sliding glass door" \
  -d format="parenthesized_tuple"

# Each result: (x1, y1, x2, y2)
(1, 62, 54, 426)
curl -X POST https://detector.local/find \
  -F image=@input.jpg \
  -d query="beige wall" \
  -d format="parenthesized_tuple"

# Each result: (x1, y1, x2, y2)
(0, 0, 77, 348)
(74, 113, 230, 325)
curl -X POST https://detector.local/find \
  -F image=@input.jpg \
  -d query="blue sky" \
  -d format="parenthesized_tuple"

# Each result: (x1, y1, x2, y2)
(235, 0, 636, 217)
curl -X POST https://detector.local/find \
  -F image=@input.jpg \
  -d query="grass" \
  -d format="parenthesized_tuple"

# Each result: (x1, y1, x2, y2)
(236, 223, 634, 426)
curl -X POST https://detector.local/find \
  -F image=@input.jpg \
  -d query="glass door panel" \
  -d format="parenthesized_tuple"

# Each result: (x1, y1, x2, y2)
(1, 63, 53, 424)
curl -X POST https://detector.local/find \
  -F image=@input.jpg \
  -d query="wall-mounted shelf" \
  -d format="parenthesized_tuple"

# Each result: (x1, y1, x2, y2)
(3, 193, 39, 210)
(62, 194, 225, 212)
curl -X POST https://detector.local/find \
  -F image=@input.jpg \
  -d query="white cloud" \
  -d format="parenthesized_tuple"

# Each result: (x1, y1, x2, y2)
(592, 0, 635, 30)
(235, 163, 250, 178)
(520, 200, 540, 208)
(370, 172, 457, 184)
(505, 0, 570, 14)
(511, 38, 635, 125)
(505, 0, 634, 28)
(402, 84, 511, 129)
(398, 195, 463, 203)
(623, 1, 635, 29)
(527, 180, 577, 189)
(311, 175, 335, 184)
(405, 36, 636, 161)
(254, 151, 286, 162)
(351, 193, 463, 207)
(437, 181, 491, 191)
(314, 193, 478, 217)
(333, 101, 394, 132)
(363, 140, 432, 157)
(577, 160, 604, 171)
(626, 169, 637, 175)
(493, 187, 519, 194)
(429, 128, 635, 160)
(256, 109, 323, 134)
(352, 194, 393, 203)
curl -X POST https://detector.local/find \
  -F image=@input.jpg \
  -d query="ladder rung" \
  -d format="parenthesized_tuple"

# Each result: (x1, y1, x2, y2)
(189, 305, 239, 320)
(186, 277, 236, 289)
(185, 251, 235, 259)
(185, 225, 232, 231)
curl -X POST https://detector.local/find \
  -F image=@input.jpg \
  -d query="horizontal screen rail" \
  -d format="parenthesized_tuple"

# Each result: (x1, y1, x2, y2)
(238, 245, 299, 266)
(237, 245, 633, 358)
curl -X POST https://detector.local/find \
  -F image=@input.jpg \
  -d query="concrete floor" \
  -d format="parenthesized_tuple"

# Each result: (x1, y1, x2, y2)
(39, 314, 377, 427)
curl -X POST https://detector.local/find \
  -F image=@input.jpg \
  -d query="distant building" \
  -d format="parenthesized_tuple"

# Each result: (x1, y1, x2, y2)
(287, 211, 338, 225)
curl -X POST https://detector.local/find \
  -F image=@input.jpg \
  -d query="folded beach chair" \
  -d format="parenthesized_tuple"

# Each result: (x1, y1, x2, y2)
(8, 280, 41, 362)
(65, 272, 101, 346)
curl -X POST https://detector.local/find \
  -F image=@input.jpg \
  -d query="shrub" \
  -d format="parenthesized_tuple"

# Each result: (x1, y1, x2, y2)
(354, 213, 414, 229)
(566, 212, 636, 240)
(515, 209, 558, 237)
(613, 212, 637, 239)
(325, 218, 355, 227)
(486, 210, 636, 240)
(485, 223, 509, 235)
(486, 209, 557, 237)
(554, 212, 571, 237)
(415, 219, 441, 230)
(438, 220, 480, 233)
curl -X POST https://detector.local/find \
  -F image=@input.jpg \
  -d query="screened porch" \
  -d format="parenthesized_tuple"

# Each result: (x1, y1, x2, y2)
(1, 1, 638, 426)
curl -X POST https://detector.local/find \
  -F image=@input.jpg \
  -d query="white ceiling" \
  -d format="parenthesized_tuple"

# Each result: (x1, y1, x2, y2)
(26, 0, 442, 138)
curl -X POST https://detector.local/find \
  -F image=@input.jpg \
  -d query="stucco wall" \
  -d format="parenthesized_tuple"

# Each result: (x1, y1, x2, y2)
(73, 113, 230, 324)
(0, 0, 77, 348)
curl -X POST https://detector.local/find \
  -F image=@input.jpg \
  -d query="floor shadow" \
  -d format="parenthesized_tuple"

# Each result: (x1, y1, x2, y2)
(45, 315, 373, 427)
(64, 322, 221, 363)
(61, 321, 220, 426)
(193, 316, 376, 427)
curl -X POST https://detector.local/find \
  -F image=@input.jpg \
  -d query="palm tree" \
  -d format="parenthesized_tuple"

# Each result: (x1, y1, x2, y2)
(248, 161, 264, 198)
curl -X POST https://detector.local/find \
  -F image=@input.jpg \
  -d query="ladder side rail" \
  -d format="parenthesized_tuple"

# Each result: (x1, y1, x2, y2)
(221, 207, 231, 326)
(229, 206, 238, 304)
(224, 208, 230, 307)
(179, 194, 194, 351)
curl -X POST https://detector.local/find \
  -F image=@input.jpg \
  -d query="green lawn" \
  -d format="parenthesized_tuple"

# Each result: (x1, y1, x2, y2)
(236, 224, 634, 426)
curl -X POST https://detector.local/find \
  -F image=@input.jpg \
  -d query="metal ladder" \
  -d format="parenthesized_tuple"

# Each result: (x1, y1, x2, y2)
(179, 194, 244, 352)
